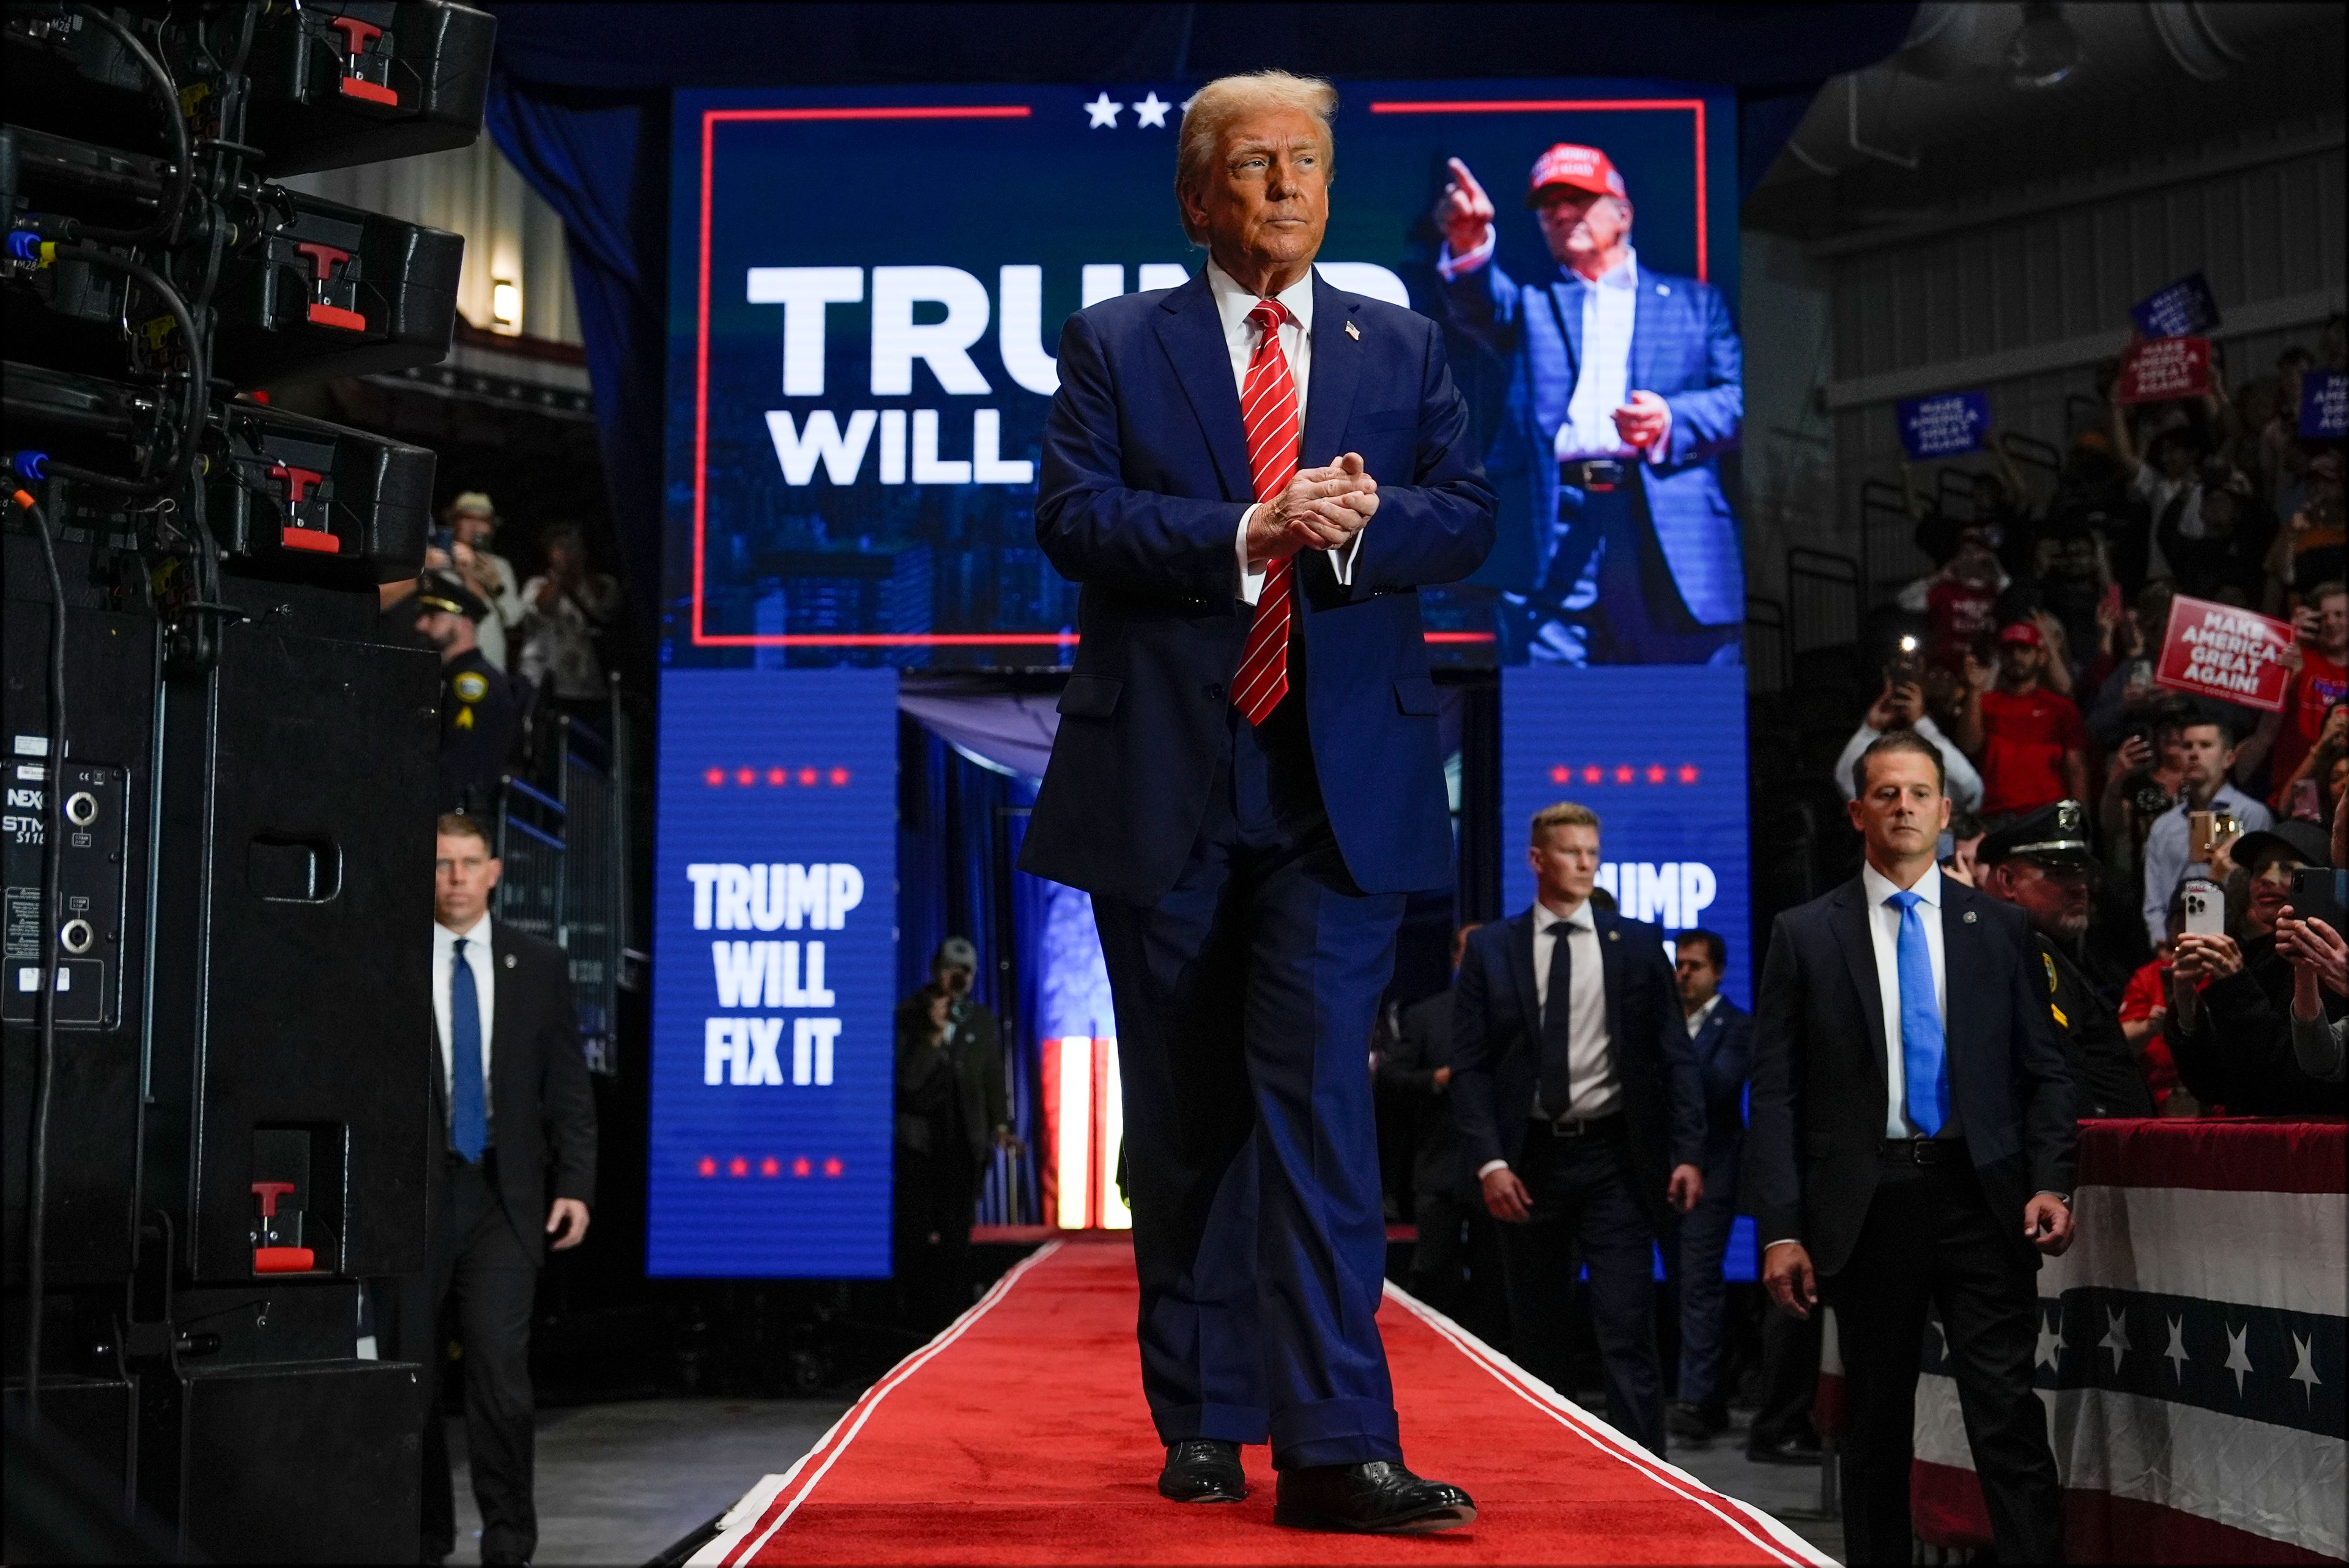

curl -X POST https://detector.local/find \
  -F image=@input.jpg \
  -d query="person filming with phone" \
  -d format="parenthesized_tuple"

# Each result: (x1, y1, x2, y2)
(2140, 715, 2271, 948)
(2167, 820, 2348, 1115)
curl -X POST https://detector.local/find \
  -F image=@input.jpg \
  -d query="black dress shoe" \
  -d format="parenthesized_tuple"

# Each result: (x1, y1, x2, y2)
(1273, 1460, 1476, 1533)
(1745, 1430, 1824, 1466)
(1159, 1439, 1247, 1502)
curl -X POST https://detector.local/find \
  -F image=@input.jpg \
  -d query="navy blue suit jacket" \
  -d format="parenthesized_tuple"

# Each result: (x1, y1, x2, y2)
(1689, 995, 1753, 1145)
(1434, 260, 1743, 625)
(1746, 876, 2078, 1276)
(1449, 906, 1706, 1233)
(1020, 270, 1496, 904)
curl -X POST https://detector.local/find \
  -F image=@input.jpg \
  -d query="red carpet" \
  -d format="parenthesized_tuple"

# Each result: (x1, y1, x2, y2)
(693, 1236, 1826, 1565)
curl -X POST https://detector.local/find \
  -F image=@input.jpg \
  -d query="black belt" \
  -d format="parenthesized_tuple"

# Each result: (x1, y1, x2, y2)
(1880, 1137, 1966, 1166)
(1560, 459, 1628, 492)
(1529, 1111, 1625, 1139)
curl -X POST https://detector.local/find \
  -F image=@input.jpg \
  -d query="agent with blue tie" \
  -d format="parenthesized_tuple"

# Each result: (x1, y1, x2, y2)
(1748, 732, 2077, 1567)
(1431, 145, 1743, 665)
(396, 814, 598, 1566)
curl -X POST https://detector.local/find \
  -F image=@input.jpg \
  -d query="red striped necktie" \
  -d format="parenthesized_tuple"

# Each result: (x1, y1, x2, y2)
(1233, 299, 1301, 727)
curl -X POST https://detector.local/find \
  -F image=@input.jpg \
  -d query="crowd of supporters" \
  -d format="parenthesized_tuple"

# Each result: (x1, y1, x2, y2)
(1840, 319, 2349, 1118)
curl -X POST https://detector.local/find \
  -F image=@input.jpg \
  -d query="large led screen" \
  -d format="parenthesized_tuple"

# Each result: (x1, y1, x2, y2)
(660, 79, 1739, 667)
(653, 79, 1750, 1274)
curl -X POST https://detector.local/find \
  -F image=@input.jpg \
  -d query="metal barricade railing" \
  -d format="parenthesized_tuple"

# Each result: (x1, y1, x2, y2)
(492, 676, 634, 1076)
(1745, 594, 1791, 696)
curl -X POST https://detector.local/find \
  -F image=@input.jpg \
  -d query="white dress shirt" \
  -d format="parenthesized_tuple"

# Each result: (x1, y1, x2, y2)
(1860, 862, 1948, 1139)
(432, 914, 495, 1135)
(1203, 259, 1359, 605)
(1435, 236, 1668, 467)
(1833, 716, 1984, 814)
(1477, 898, 1618, 1178)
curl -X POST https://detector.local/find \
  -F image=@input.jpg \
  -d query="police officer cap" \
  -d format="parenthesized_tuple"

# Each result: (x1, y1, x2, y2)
(415, 570, 488, 622)
(1977, 800, 2095, 868)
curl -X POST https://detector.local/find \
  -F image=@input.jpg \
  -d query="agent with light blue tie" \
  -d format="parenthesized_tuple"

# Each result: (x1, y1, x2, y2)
(1746, 730, 2077, 1567)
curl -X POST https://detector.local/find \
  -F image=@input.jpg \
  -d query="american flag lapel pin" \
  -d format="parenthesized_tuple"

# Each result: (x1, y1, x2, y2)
(1344, 319, 1360, 341)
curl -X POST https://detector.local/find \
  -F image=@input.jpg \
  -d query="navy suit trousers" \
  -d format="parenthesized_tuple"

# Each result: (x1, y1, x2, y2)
(1093, 699, 1406, 1470)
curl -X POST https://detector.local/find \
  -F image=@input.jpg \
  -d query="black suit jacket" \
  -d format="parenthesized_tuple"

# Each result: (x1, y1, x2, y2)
(1377, 988, 1472, 1205)
(1747, 875, 2077, 1278)
(1450, 906, 1706, 1233)
(431, 923, 598, 1264)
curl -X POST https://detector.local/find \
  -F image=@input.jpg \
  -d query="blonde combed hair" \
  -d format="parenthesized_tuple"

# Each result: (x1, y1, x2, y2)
(1174, 71, 1338, 244)
(1530, 801, 1601, 844)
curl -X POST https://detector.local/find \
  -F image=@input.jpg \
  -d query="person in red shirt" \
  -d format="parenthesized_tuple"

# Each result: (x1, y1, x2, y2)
(2117, 894, 2200, 1115)
(1956, 621, 2090, 821)
(2240, 582, 2349, 807)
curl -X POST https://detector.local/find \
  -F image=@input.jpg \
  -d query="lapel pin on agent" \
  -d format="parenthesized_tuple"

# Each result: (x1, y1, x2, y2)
(1344, 319, 1360, 341)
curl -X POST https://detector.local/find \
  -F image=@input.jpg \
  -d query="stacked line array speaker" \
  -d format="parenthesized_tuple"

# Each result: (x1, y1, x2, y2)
(2, 5, 493, 1559)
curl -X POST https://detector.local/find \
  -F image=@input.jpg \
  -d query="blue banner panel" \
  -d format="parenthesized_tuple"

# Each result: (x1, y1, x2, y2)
(649, 669, 898, 1277)
(1896, 390, 1990, 461)
(1501, 664, 1754, 1279)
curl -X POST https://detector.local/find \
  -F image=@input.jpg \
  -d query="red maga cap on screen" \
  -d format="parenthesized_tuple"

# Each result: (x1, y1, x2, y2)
(1526, 143, 1627, 206)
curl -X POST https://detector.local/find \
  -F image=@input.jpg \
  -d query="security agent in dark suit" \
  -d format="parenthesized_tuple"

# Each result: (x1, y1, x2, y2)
(392, 813, 598, 1566)
(1450, 802, 1706, 1457)
(1750, 732, 2077, 1567)
(1020, 74, 1494, 1533)
(1664, 928, 1753, 1444)
(1376, 923, 1504, 1334)
(891, 936, 1014, 1328)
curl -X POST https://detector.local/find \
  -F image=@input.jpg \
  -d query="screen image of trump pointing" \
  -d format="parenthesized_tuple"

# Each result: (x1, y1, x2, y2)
(1431, 142, 1745, 667)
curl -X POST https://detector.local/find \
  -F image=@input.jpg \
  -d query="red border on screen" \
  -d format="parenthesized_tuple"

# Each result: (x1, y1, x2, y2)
(685, 98, 1713, 649)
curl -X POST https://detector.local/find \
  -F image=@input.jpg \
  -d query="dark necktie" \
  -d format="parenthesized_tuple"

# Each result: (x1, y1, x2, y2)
(1538, 918, 1576, 1118)
(450, 936, 488, 1161)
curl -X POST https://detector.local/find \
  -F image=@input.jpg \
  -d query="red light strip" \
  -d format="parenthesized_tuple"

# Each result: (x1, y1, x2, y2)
(1367, 98, 1710, 284)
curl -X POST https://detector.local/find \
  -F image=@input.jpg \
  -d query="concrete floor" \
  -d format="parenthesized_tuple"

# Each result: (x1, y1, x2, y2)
(442, 1399, 847, 1566)
(440, 1397, 1841, 1566)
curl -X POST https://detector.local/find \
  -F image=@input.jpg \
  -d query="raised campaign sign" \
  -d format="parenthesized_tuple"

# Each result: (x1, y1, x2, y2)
(1896, 391, 1991, 460)
(2128, 272, 2221, 340)
(2303, 370, 2348, 440)
(2116, 335, 2212, 406)
(2153, 594, 2296, 713)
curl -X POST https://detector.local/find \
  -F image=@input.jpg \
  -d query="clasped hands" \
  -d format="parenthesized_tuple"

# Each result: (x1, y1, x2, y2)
(1247, 452, 1378, 565)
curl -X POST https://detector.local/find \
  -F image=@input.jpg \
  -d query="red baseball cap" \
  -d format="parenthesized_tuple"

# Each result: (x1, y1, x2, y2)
(1999, 621, 2044, 648)
(1526, 143, 1628, 207)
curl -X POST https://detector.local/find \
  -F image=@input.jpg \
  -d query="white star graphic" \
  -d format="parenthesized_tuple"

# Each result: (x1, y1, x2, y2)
(2098, 1306, 2131, 1374)
(1083, 92, 1123, 129)
(2034, 1308, 2065, 1372)
(2164, 1315, 2190, 1382)
(2290, 1331, 2321, 1403)
(2224, 1321, 2254, 1397)
(1134, 91, 1171, 129)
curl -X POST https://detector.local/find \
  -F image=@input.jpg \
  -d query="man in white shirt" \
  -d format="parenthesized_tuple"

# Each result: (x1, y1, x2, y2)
(1431, 145, 1745, 665)
(2139, 715, 2271, 946)
(396, 814, 597, 1566)
(1746, 732, 2076, 1566)
(1836, 678, 1985, 813)
(1449, 802, 1707, 1455)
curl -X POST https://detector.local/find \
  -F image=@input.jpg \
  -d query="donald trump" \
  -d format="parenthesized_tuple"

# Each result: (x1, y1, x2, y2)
(1022, 71, 1496, 1532)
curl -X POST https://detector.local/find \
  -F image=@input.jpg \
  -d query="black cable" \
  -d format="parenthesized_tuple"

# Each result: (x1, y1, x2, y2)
(64, 3, 192, 247)
(42, 245, 207, 500)
(12, 488, 69, 1424)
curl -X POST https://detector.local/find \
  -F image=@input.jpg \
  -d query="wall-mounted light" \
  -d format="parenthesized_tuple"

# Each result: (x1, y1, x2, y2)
(490, 278, 522, 332)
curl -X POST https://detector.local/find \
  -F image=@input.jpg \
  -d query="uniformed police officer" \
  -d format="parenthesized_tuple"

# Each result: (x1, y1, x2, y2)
(1976, 801, 2157, 1118)
(415, 570, 518, 815)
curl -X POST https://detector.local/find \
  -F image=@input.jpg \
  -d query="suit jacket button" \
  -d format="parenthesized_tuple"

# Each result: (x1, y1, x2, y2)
(1204, 682, 1226, 700)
